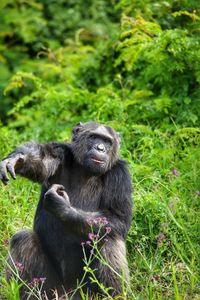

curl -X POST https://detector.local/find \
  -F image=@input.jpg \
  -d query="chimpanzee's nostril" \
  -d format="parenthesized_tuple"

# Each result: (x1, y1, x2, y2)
(97, 144, 105, 152)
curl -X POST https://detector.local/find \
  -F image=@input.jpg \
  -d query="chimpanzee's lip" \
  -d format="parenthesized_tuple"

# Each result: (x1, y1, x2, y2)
(91, 156, 105, 164)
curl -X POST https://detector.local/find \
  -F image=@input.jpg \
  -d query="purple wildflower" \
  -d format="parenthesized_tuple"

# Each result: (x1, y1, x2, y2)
(96, 217, 108, 225)
(93, 218, 98, 225)
(15, 262, 24, 272)
(88, 233, 95, 240)
(157, 233, 166, 246)
(28, 278, 39, 288)
(105, 226, 111, 234)
(28, 277, 46, 288)
(33, 278, 40, 285)
(172, 168, 180, 176)
(39, 277, 46, 284)
(86, 218, 94, 226)
(195, 191, 200, 196)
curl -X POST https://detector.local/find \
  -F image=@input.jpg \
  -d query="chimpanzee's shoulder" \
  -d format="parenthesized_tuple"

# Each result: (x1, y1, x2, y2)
(44, 142, 73, 160)
(111, 159, 130, 174)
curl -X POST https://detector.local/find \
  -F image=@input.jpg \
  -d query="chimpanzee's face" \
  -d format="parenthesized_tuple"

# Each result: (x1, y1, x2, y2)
(72, 122, 120, 175)
(84, 130, 113, 175)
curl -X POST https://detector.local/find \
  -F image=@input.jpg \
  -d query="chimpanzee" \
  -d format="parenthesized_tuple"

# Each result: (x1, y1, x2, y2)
(0, 121, 132, 299)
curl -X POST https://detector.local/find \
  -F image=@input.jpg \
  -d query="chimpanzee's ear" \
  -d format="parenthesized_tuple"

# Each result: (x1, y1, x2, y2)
(116, 132, 121, 145)
(72, 122, 83, 141)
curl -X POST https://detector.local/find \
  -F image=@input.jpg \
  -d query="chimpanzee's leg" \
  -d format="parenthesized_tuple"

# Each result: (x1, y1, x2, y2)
(93, 238, 130, 299)
(6, 230, 63, 300)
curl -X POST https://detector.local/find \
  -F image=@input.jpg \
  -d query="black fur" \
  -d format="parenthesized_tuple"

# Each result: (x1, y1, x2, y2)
(0, 122, 132, 299)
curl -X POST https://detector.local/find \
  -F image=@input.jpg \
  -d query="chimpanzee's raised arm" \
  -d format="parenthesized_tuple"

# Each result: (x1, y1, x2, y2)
(0, 142, 66, 184)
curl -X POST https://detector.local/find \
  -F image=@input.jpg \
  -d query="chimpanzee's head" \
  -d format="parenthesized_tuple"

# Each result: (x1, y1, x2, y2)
(71, 122, 120, 175)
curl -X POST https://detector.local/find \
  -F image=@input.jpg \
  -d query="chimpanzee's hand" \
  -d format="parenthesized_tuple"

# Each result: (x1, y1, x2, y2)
(0, 153, 24, 185)
(44, 184, 71, 217)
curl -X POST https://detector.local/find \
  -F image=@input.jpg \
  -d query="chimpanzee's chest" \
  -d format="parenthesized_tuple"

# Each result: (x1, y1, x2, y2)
(58, 169, 103, 211)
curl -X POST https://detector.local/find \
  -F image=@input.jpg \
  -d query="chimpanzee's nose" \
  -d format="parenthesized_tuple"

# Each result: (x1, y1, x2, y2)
(96, 144, 105, 152)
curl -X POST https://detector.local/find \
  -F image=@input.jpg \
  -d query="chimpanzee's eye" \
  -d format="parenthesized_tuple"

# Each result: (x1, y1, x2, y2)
(88, 133, 98, 140)
(88, 134, 113, 150)
(103, 138, 113, 147)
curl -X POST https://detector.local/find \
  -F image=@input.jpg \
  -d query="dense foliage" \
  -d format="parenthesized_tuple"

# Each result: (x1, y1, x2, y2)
(0, 0, 200, 299)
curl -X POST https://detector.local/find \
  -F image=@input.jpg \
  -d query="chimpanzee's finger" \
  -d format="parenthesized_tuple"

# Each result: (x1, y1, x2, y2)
(0, 173, 9, 185)
(2, 176, 9, 185)
(7, 162, 16, 179)
(0, 163, 9, 184)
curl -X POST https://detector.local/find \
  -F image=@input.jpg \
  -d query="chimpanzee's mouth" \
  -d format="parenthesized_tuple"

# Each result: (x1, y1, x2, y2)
(91, 157, 105, 164)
